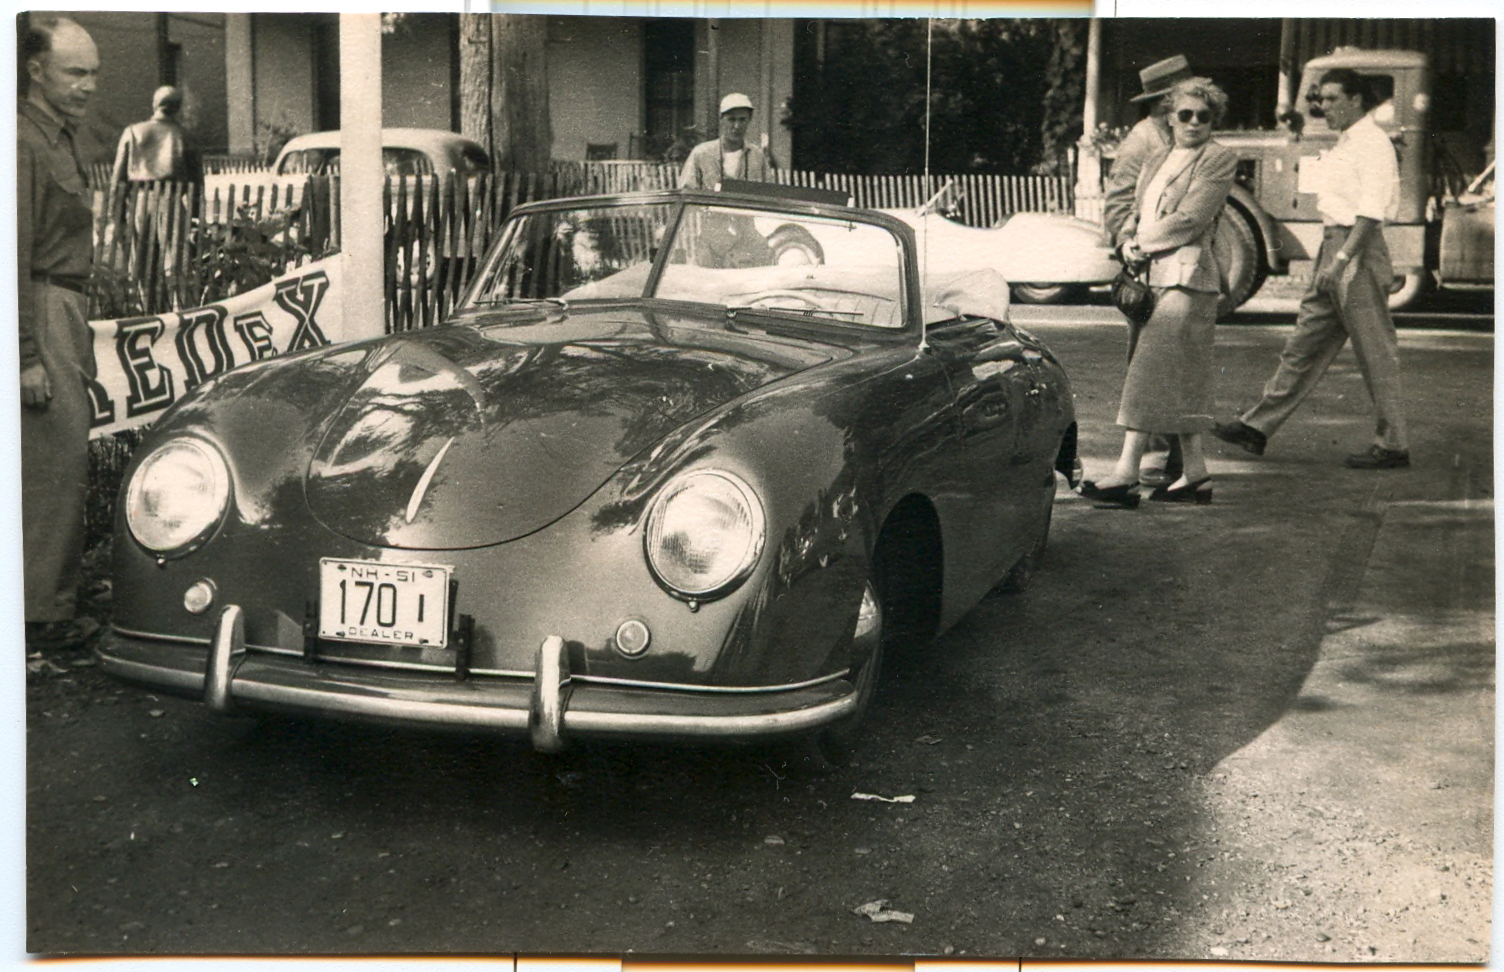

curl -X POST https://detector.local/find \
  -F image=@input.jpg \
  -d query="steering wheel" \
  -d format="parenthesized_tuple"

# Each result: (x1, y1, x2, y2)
(743, 290, 824, 311)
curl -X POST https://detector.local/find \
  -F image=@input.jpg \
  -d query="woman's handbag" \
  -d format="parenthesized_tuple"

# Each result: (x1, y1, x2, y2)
(1111, 260, 1155, 326)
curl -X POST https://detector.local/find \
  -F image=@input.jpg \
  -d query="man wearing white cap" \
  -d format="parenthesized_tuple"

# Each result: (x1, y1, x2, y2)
(678, 92, 774, 189)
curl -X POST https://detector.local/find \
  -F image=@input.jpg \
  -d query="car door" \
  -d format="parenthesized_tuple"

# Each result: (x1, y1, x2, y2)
(924, 317, 1034, 597)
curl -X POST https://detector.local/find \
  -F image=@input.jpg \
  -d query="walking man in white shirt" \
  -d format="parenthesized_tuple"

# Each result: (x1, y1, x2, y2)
(1214, 68, 1410, 469)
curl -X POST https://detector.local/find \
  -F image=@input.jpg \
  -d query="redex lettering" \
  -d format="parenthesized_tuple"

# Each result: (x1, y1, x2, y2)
(234, 311, 277, 360)
(175, 305, 236, 389)
(115, 317, 177, 419)
(275, 270, 332, 350)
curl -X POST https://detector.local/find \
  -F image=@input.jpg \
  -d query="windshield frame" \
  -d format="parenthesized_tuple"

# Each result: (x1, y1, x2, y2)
(457, 190, 922, 339)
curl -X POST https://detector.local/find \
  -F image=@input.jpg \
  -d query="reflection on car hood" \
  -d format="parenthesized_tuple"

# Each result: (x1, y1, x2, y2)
(305, 308, 838, 549)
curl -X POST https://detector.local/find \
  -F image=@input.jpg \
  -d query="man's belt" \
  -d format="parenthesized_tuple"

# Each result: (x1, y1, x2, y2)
(31, 272, 90, 294)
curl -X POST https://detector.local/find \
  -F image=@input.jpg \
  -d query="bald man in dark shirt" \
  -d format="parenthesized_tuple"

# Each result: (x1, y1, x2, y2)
(18, 15, 101, 653)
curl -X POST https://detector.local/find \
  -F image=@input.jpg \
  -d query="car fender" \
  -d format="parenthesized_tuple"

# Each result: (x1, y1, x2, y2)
(986, 212, 1120, 284)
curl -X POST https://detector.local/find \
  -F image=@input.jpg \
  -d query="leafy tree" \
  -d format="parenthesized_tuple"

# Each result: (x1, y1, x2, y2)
(1038, 20, 1087, 176)
(788, 18, 1084, 175)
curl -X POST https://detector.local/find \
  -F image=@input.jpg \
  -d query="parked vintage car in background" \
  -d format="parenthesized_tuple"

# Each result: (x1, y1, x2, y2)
(882, 183, 1257, 319)
(887, 204, 1121, 305)
(272, 127, 492, 189)
(202, 128, 490, 217)
(98, 187, 1079, 766)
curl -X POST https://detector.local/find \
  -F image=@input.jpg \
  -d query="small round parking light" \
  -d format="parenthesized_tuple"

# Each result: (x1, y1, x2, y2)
(183, 579, 217, 615)
(614, 619, 651, 657)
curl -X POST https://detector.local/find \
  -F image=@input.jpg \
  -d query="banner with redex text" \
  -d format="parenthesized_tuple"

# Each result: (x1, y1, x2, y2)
(86, 258, 341, 439)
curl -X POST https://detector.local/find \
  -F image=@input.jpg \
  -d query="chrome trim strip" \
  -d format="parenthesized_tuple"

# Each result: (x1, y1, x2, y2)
(113, 625, 210, 646)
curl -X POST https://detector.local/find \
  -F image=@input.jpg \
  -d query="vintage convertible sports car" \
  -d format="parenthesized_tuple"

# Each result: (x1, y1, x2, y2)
(99, 187, 1079, 764)
(884, 204, 1121, 305)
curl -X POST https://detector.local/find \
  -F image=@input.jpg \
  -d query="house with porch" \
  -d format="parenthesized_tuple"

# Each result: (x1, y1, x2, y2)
(225, 13, 795, 168)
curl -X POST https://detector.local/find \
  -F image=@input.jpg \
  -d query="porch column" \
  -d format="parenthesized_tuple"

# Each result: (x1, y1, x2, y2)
(224, 14, 255, 157)
(339, 13, 385, 343)
(703, 18, 721, 139)
(1074, 17, 1104, 223)
(1276, 18, 1296, 127)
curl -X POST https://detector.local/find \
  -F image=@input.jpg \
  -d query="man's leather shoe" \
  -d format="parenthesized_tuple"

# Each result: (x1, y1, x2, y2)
(1212, 420, 1267, 456)
(1344, 445, 1411, 469)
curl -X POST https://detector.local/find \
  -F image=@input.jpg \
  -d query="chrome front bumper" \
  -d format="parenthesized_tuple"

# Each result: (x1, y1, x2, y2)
(98, 608, 859, 751)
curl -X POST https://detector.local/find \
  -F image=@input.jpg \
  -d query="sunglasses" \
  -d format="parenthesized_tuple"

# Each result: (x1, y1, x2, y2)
(1176, 109, 1213, 124)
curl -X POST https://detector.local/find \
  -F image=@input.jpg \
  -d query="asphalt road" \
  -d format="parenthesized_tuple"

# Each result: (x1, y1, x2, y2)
(24, 306, 1493, 961)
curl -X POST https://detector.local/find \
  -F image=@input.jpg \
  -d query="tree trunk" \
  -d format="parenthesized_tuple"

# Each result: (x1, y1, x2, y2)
(492, 15, 552, 171)
(458, 15, 492, 157)
(457, 14, 552, 172)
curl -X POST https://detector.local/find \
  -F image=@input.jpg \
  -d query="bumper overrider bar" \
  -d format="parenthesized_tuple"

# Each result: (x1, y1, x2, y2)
(99, 605, 859, 751)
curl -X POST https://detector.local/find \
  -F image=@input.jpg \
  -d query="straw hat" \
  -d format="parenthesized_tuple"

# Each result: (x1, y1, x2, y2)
(1130, 55, 1193, 102)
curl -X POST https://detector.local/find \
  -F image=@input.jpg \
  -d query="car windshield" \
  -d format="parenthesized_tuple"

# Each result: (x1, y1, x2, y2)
(278, 147, 338, 176)
(464, 200, 909, 329)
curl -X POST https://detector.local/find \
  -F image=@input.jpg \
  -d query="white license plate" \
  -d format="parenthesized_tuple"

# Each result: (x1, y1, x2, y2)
(318, 558, 452, 649)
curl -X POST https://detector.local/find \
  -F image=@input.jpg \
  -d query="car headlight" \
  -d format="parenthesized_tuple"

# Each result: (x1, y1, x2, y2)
(644, 470, 765, 599)
(125, 438, 231, 555)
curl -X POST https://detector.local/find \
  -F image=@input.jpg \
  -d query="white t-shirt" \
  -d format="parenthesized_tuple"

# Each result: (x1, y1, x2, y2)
(721, 148, 746, 180)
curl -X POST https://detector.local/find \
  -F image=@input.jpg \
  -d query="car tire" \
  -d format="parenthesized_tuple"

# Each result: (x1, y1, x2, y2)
(1012, 283, 1082, 305)
(1214, 202, 1267, 321)
(997, 499, 1051, 595)
(791, 579, 885, 773)
(1388, 270, 1431, 311)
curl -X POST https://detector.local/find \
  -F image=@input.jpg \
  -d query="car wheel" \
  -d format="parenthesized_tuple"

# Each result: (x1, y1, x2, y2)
(1214, 202, 1267, 321)
(997, 499, 1051, 594)
(1012, 283, 1081, 304)
(793, 579, 884, 772)
(1388, 270, 1431, 311)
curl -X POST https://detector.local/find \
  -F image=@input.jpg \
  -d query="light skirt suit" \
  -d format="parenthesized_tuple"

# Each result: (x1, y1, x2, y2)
(1116, 140, 1236, 434)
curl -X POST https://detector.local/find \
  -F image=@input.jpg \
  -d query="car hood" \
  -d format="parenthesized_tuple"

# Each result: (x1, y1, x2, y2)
(304, 308, 839, 549)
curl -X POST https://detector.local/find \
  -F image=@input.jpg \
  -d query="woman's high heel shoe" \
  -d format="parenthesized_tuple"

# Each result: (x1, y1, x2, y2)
(1078, 480, 1141, 509)
(1148, 477, 1213, 505)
